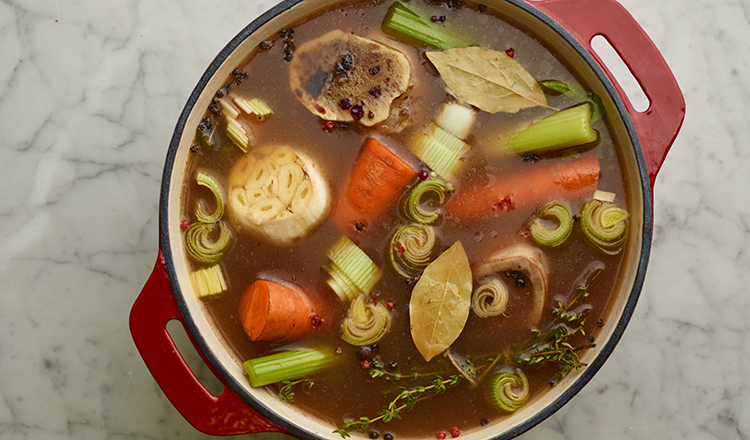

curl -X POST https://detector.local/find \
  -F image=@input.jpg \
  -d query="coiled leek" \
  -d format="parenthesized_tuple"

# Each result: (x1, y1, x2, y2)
(580, 200, 629, 255)
(529, 201, 573, 247)
(488, 369, 529, 413)
(404, 178, 453, 225)
(195, 172, 225, 224)
(184, 222, 231, 263)
(341, 295, 392, 346)
(472, 279, 509, 318)
(389, 224, 436, 278)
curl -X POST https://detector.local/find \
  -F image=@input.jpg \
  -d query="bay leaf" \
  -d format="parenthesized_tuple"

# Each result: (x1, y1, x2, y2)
(409, 241, 473, 362)
(426, 47, 548, 114)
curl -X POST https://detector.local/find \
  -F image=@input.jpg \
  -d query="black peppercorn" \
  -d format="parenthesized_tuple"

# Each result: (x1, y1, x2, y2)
(515, 278, 525, 288)
(384, 433, 394, 440)
(357, 346, 373, 360)
(369, 430, 380, 439)
(339, 53, 354, 71)
(355, 221, 364, 231)
(387, 360, 398, 370)
(597, 319, 604, 327)
(480, 418, 489, 426)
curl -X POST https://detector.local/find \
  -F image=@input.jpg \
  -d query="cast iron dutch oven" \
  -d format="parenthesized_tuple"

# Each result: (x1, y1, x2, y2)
(130, 0, 685, 437)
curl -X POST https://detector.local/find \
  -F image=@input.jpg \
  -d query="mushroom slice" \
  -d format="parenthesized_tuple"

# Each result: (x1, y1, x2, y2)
(473, 244, 549, 326)
(289, 30, 411, 127)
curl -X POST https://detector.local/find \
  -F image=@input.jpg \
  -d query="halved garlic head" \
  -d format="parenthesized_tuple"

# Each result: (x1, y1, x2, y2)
(228, 145, 330, 244)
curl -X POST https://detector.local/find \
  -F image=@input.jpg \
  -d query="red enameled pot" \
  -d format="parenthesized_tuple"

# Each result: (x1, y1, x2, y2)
(130, 0, 684, 438)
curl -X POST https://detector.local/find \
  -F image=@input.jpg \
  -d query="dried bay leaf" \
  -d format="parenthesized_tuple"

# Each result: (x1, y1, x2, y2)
(409, 241, 473, 362)
(426, 47, 548, 114)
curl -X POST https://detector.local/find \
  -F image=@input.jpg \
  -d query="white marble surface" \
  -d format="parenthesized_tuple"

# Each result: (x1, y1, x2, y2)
(1, 0, 747, 439)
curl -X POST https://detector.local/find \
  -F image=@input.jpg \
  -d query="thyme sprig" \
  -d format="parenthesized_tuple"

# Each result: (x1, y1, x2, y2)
(278, 378, 315, 402)
(368, 364, 450, 382)
(514, 268, 602, 384)
(334, 375, 462, 438)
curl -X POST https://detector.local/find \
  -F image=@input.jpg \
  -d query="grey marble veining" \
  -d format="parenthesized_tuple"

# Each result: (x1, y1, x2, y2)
(1, 0, 747, 439)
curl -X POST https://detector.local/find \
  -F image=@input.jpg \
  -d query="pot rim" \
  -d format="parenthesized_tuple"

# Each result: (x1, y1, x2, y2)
(157, 0, 653, 438)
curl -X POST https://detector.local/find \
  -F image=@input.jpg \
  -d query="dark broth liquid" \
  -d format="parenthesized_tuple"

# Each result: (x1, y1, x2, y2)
(183, 0, 627, 437)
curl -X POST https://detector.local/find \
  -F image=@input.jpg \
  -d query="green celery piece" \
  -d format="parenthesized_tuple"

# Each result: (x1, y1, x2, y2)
(507, 103, 599, 154)
(383, 2, 472, 49)
(243, 349, 336, 388)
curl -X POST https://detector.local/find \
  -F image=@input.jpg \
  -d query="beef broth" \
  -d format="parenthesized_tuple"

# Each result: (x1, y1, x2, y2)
(181, 0, 629, 437)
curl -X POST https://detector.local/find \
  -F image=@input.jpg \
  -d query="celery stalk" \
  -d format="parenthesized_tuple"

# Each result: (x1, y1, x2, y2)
(383, 2, 471, 49)
(507, 104, 598, 154)
(243, 349, 336, 387)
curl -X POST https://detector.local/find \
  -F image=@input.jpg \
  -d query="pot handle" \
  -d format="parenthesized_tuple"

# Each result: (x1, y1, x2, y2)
(532, 0, 685, 189)
(129, 251, 287, 436)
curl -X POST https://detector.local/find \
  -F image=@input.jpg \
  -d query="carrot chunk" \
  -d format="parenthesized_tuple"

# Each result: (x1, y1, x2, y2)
(333, 138, 417, 230)
(446, 154, 600, 222)
(239, 279, 314, 342)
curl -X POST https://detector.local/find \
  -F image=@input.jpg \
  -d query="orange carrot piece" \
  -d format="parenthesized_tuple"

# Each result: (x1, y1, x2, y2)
(446, 154, 600, 222)
(333, 138, 418, 230)
(239, 279, 314, 342)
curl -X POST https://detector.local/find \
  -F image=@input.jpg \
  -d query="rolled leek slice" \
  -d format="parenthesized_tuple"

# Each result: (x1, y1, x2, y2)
(326, 237, 381, 301)
(472, 279, 509, 318)
(580, 199, 629, 255)
(195, 172, 225, 224)
(184, 222, 231, 263)
(341, 295, 392, 346)
(227, 146, 330, 244)
(488, 369, 529, 413)
(403, 178, 453, 225)
(389, 223, 436, 278)
(529, 201, 574, 247)
(190, 264, 227, 298)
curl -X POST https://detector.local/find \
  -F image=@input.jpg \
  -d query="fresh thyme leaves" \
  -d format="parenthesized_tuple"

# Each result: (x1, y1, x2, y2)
(514, 268, 602, 384)
(278, 378, 315, 403)
(335, 375, 463, 437)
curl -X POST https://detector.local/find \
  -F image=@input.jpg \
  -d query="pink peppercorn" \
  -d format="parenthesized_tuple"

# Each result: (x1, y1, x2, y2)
(436, 432, 446, 440)
(180, 220, 190, 230)
(450, 428, 461, 438)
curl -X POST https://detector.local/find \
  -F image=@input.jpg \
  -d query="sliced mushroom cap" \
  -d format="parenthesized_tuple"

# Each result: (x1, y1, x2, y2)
(289, 30, 411, 127)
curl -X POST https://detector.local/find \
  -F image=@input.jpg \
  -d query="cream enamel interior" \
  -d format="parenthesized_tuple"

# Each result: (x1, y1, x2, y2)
(165, 1, 647, 438)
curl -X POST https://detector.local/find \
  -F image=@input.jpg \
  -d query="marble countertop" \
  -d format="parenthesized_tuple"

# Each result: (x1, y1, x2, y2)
(1, 0, 747, 439)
